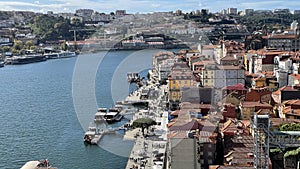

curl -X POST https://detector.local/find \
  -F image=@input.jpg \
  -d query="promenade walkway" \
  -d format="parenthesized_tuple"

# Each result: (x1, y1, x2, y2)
(125, 82, 168, 169)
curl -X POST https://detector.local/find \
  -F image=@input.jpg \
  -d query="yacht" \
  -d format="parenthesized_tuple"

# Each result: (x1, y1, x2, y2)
(94, 108, 107, 122)
(20, 159, 57, 169)
(44, 51, 76, 59)
(44, 53, 59, 59)
(104, 108, 123, 123)
(57, 51, 76, 58)
(6, 55, 46, 65)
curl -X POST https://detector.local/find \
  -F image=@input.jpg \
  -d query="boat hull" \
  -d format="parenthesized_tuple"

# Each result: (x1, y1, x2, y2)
(105, 114, 124, 123)
(7, 55, 46, 65)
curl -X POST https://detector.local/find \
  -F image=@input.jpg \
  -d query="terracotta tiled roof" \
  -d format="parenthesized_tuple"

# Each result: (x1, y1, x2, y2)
(169, 119, 203, 131)
(270, 118, 300, 127)
(282, 99, 300, 106)
(289, 74, 300, 80)
(241, 101, 272, 108)
(222, 83, 247, 91)
(192, 60, 215, 66)
(221, 56, 238, 61)
(247, 49, 284, 55)
(218, 65, 244, 70)
(283, 106, 300, 116)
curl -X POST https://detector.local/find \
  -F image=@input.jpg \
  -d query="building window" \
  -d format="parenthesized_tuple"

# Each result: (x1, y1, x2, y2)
(208, 152, 213, 156)
(208, 159, 213, 164)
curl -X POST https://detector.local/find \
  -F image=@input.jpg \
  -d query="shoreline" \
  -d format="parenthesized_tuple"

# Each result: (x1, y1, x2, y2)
(76, 46, 188, 55)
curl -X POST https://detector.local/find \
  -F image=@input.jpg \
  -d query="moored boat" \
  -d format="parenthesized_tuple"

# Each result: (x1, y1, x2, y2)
(44, 53, 59, 59)
(44, 51, 76, 59)
(20, 159, 57, 169)
(104, 108, 123, 123)
(94, 108, 107, 122)
(6, 55, 46, 65)
(57, 51, 76, 58)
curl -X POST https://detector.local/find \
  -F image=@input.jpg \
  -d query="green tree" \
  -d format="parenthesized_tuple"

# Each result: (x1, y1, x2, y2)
(132, 118, 156, 136)
(1, 46, 10, 53)
(30, 46, 37, 50)
(13, 40, 23, 51)
(25, 40, 34, 49)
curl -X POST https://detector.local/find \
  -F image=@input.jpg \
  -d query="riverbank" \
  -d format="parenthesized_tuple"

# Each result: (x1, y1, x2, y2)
(123, 80, 169, 169)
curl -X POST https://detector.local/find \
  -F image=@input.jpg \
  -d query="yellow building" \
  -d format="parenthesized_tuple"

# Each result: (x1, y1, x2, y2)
(202, 69, 215, 87)
(168, 69, 195, 109)
(253, 77, 267, 87)
(239, 101, 273, 120)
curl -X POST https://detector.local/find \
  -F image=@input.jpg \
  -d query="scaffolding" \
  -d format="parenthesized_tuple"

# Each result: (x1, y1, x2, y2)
(252, 114, 300, 169)
(253, 114, 270, 169)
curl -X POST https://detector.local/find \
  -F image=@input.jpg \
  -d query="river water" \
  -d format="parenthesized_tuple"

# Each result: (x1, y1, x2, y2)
(0, 49, 166, 169)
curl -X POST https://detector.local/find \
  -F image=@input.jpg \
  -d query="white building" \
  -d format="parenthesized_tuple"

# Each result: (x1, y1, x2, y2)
(227, 8, 238, 15)
(201, 65, 245, 88)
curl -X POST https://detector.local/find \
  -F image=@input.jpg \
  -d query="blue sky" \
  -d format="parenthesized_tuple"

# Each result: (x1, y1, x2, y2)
(1, 0, 300, 13)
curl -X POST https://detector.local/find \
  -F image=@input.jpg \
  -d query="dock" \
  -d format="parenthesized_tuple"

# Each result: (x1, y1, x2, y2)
(85, 127, 126, 145)
(90, 132, 103, 145)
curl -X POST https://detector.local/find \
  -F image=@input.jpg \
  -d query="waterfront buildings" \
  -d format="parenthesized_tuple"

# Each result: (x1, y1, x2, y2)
(168, 62, 195, 109)
(152, 51, 175, 83)
(201, 65, 245, 88)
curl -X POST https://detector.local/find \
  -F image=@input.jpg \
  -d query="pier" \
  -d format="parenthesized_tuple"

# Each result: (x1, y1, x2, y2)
(86, 127, 126, 145)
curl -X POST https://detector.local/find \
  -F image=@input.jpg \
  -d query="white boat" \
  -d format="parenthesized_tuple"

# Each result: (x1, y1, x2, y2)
(84, 126, 103, 145)
(44, 53, 59, 59)
(94, 108, 107, 122)
(104, 108, 123, 123)
(44, 51, 76, 59)
(20, 159, 57, 169)
(57, 51, 76, 58)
